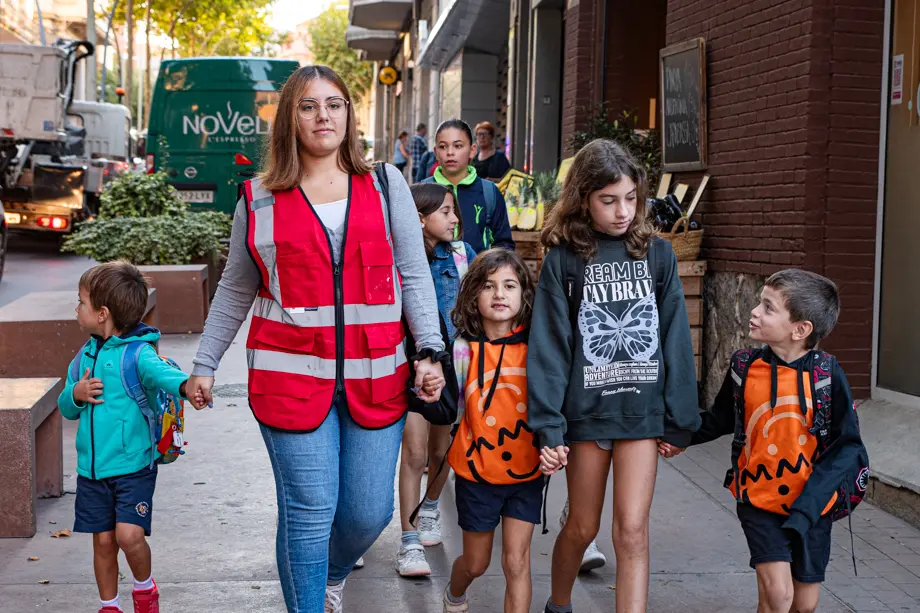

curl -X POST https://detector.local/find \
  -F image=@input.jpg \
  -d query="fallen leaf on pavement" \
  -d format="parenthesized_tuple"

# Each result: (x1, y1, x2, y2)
(50, 529, 71, 538)
(608, 585, 616, 590)
(48, 521, 57, 525)
(194, 482, 206, 485)
(251, 585, 261, 590)
(28, 557, 39, 561)
(39, 580, 50, 584)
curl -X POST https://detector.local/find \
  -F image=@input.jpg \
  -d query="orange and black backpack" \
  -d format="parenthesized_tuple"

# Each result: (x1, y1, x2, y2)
(726, 348, 870, 522)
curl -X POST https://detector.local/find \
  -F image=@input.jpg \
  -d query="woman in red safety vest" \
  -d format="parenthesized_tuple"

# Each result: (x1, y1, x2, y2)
(186, 65, 447, 613)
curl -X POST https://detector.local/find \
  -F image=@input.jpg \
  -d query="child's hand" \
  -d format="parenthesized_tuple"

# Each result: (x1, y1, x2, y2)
(73, 368, 104, 405)
(420, 373, 445, 395)
(540, 445, 569, 475)
(657, 440, 684, 458)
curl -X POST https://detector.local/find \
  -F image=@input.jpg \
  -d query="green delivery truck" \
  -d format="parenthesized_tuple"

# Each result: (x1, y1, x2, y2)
(146, 58, 299, 212)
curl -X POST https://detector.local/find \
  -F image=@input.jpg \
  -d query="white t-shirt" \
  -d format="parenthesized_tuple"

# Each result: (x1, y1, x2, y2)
(313, 198, 347, 261)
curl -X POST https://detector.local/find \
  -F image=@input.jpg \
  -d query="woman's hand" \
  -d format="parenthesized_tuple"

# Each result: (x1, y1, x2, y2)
(186, 375, 215, 410)
(413, 358, 444, 403)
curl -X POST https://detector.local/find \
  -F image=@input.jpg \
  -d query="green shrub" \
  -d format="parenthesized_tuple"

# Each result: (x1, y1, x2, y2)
(62, 211, 232, 265)
(98, 171, 187, 219)
(569, 107, 662, 195)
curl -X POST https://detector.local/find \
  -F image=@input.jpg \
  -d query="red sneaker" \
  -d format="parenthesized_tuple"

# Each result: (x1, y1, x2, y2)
(132, 581, 160, 613)
(98, 607, 123, 613)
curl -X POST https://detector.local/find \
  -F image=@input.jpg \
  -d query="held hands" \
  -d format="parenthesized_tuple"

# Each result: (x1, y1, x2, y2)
(73, 368, 104, 405)
(185, 375, 214, 410)
(413, 358, 445, 403)
(540, 445, 570, 475)
(657, 440, 684, 459)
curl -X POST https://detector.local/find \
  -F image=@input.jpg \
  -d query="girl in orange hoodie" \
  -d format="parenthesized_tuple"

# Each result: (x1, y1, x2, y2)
(442, 248, 542, 613)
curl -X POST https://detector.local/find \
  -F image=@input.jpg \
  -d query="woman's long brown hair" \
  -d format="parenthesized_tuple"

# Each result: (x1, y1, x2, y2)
(451, 249, 535, 339)
(541, 139, 656, 260)
(260, 65, 372, 191)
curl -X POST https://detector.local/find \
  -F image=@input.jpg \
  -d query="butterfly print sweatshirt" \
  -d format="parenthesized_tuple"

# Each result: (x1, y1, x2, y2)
(527, 234, 701, 449)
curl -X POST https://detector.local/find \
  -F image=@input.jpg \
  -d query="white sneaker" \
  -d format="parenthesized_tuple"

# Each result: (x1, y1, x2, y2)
(396, 543, 432, 577)
(579, 540, 607, 573)
(324, 579, 345, 613)
(417, 507, 443, 546)
(353, 556, 365, 569)
(443, 585, 470, 612)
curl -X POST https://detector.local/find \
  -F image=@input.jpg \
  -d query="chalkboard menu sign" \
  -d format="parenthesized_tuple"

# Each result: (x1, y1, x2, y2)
(659, 38, 707, 171)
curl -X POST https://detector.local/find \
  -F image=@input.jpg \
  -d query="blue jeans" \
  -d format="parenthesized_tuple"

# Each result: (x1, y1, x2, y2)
(260, 403, 406, 613)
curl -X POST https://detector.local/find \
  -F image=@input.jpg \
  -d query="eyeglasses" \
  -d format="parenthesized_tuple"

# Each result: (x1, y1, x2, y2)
(475, 132, 491, 138)
(297, 97, 349, 121)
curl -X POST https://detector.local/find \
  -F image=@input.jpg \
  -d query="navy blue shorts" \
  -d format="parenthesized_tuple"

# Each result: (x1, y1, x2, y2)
(454, 476, 544, 533)
(737, 503, 833, 583)
(74, 466, 158, 536)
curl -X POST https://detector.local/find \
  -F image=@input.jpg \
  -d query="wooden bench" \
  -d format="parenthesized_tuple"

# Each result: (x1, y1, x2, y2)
(138, 265, 209, 334)
(0, 378, 65, 537)
(0, 289, 157, 379)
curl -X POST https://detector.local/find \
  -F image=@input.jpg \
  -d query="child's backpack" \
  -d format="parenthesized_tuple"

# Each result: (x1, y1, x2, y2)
(69, 341, 188, 467)
(727, 348, 869, 521)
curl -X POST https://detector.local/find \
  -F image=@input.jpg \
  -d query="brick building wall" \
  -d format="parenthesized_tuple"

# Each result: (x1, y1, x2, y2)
(561, 0, 601, 156)
(666, 0, 883, 396)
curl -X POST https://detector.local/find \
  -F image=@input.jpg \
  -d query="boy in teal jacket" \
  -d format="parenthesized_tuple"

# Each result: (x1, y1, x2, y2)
(59, 261, 192, 613)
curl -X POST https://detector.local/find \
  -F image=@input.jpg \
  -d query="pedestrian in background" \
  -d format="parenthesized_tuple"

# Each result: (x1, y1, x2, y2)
(394, 130, 410, 175)
(185, 65, 447, 613)
(410, 123, 430, 183)
(472, 121, 511, 181)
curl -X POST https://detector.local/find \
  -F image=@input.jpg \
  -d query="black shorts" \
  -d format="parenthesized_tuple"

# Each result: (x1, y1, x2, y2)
(74, 466, 158, 536)
(737, 503, 833, 583)
(455, 476, 544, 533)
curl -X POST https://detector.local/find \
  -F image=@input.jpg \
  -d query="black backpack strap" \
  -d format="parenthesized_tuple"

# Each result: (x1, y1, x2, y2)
(808, 350, 834, 451)
(562, 244, 585, 334)
(374, 162, 391, 209)
(727, 348, 760, 500)
(647, 237, 668, 305)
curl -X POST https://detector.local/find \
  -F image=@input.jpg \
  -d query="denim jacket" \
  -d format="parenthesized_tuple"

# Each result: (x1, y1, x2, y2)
(430, 241, 477, 339)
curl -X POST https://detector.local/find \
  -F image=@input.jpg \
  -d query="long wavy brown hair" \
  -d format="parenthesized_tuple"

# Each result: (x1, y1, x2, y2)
(541, 139, 656, 260)
(260, 65, 372, 191)
(451, 249, 535, 339)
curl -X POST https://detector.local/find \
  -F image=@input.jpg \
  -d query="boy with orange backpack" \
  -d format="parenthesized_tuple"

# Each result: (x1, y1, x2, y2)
(660, 269, 869, 613)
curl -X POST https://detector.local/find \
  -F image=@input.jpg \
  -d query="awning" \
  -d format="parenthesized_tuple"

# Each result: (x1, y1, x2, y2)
(345, 26, 401, 61)
(417, 0, 510, 71)
(349, 0, 412, 32)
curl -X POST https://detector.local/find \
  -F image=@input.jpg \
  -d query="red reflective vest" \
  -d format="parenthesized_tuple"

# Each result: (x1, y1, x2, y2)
(242, 173, 408, 431)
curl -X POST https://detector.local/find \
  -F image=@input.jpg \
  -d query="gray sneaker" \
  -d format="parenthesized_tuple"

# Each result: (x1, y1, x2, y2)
(579, 540, 606, 573)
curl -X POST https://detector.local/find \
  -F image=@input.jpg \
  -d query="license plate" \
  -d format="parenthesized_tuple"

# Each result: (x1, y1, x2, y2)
(177, 190, 215, 204)
(4, 212, 21, 224)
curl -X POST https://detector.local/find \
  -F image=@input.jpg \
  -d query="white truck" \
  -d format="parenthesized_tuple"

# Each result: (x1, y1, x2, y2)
(0, 39, 132, 238)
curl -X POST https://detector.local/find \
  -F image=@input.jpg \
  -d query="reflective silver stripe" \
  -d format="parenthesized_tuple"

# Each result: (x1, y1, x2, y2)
(247, 343, 407, 380)
(814, 377, 831, 390)
(731, 368, 742, 386)
(249, 185, 281, 300)
(253, 296, 403, 328)
(250, 195, 274, 211)
(370, 166, 391, 238)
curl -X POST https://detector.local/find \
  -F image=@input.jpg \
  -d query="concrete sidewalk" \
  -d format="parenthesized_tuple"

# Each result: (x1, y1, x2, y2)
(1, 324, 919, 612)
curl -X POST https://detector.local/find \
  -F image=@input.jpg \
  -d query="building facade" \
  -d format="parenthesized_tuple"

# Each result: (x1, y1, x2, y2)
(348, 0, 920, 412)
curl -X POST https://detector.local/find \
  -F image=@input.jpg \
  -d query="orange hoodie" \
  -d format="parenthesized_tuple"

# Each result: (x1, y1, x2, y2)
(447, 326, 541, 485)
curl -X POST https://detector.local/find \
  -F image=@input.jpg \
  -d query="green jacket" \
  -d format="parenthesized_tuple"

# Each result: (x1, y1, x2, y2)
(58, 324, 189, 480)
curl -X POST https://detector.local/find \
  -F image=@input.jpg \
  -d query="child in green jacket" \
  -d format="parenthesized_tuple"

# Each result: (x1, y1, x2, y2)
(59, 261, 194, 613)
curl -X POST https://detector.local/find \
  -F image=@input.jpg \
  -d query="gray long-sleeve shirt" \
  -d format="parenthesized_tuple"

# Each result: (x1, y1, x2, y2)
(191, 164, 443, 377)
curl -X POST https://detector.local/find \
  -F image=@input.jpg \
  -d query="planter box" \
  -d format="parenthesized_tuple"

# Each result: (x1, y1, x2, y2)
(0, 289, 157, 378)
(138, 265, 209, 334)
(0, 378, 65, 537)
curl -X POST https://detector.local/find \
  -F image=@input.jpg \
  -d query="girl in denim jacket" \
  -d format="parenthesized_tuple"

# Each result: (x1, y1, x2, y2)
(394, 183, 477, 577)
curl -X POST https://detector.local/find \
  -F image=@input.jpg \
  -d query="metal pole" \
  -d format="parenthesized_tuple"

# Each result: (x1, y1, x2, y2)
(86, 0, 97, 100)
(137, 63, 144, 131)
(35, 0, 47, 45)
(99, 0, 121, 102)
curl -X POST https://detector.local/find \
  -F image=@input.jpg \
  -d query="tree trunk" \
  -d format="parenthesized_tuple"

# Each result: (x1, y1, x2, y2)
(145, 0, 152, 129)
(125, 0, 134, 113)
(161, 0, 193, 63)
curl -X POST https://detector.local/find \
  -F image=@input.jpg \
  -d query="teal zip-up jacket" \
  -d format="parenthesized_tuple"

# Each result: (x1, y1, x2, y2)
(427, 165, 514, 254)
(58, 324, 189, 480)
